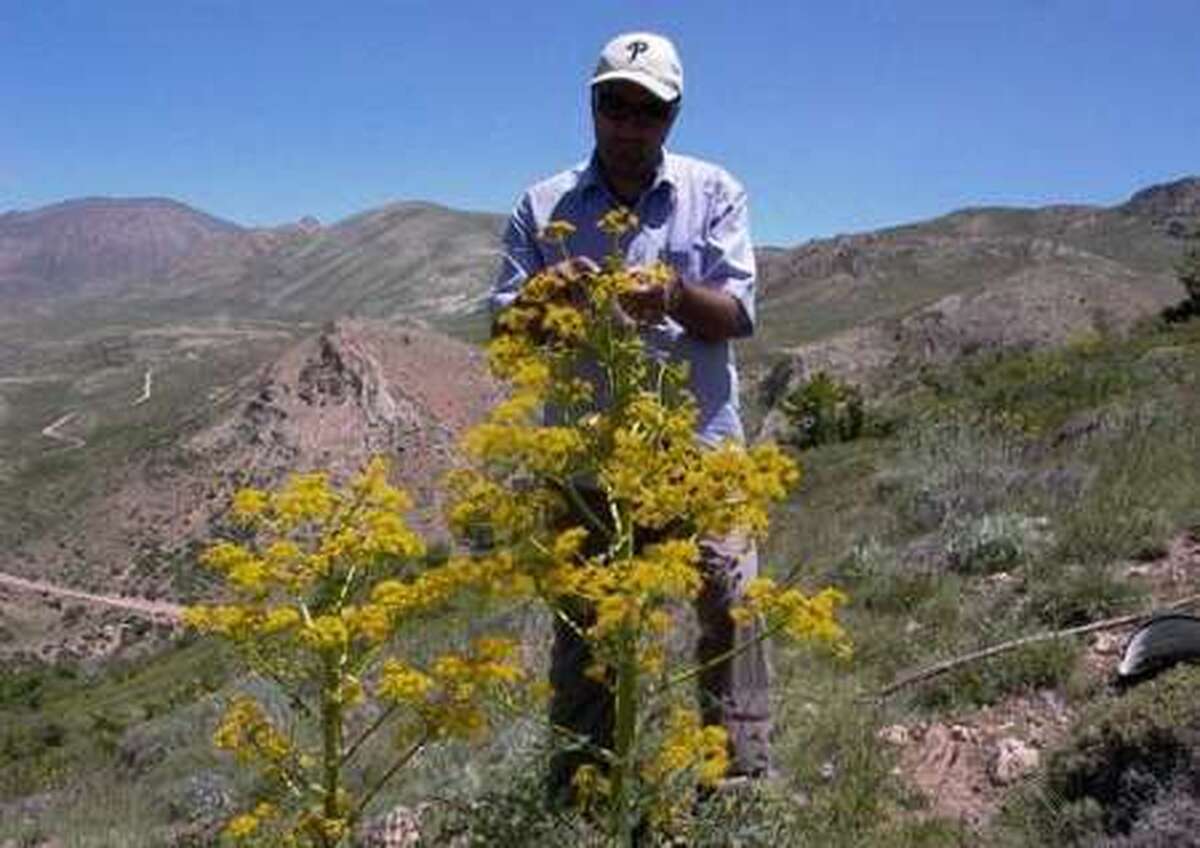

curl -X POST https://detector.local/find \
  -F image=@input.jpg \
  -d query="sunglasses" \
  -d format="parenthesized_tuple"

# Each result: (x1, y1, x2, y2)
(593, 90, 677, 127)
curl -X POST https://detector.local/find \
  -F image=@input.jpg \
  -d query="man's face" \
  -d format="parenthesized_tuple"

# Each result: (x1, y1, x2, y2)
(592, 80, 677, 186)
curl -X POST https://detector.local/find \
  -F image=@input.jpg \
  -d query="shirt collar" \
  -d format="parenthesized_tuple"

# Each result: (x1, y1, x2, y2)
(580, 150, 677, 203)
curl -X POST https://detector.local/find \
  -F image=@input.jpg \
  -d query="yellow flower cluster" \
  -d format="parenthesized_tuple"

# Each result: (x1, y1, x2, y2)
(371, 552, 529, 617)
(190, 455, 536, 846)
(297, 806, 350, 846)
(444, 467, 563, 544)
(274, 471, 340, 528)
(598, 206, 639, 237)
(213, 696, 292, 768)
(377, 638, 523, 739)
(643, 706, 729, 788)
(737, 578, 852, 657)
(183, 603, 301, 639)
(544, 539, 701, 641)
(541, 219, 577, 244)
(223, 801, 278, 841)
(597, 400, 800, 538)
(464, 417, 585, 478)
(194, 458, 424, 602)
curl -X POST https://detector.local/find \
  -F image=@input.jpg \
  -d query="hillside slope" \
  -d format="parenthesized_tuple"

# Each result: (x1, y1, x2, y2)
(750, 177, 1200, 422)
(0, 318, 500, 663)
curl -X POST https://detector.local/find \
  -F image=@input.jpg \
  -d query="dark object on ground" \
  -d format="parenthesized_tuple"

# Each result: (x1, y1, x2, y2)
(1118, 614, 1200, 685)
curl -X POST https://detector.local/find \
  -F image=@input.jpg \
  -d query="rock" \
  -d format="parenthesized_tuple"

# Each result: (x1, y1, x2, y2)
(1091, 631, 1124, 656)
(989, 737, 1039, 786)
(359, 805, 425, 847)
(984, 571, 1016, 587)
(950, 724, 979, 743)
(156, 771, 234, 825)
(878, 724, 910, 746)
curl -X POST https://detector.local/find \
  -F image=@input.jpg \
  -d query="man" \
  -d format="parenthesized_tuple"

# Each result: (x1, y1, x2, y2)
(491, 31, 770, 797)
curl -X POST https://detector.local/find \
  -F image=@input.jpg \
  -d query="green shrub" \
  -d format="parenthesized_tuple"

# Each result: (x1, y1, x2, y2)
(780, 372, 867, 449)
(886, 410, 1030, 534)
(917, 638, 1079, 711)
(1163, 227, 1200, 323)
(994, 665, 1200, 846)
(943, 512, 1051, 575)
(1022, 562, 1144, 629)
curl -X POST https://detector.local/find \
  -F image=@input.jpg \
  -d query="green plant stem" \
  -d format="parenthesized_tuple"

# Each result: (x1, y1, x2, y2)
(659, 617, 788, 693)
(610, 628, 640, 848)
(340, 702, 400, 767)
(608, 516, 640, 848)
(560, 478, 611, 540)
(320, 654, 344, 842)
(351, 731, 431, 827)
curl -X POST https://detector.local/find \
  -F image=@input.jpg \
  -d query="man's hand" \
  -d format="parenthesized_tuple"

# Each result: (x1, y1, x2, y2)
(546, 256, 601, 308)
(618, 266, 677, 326)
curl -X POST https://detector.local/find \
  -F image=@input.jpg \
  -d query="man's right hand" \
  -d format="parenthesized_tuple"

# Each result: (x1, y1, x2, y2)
(545, 256, 601, 308)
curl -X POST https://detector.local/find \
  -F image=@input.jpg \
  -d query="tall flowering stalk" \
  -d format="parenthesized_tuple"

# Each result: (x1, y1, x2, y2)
(450, 211, 849, 844)
(185, 458, 525, 846)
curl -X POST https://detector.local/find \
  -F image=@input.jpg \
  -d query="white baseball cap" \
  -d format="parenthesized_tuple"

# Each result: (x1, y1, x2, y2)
(590, 32, 683, 102)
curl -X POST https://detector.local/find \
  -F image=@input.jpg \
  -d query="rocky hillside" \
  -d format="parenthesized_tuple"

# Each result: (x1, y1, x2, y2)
(0, 319, 501, 664)
(751, 177, 1200, 423)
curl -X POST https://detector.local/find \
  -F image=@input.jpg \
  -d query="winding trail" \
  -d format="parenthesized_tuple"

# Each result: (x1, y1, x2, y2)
(40, 412, 86, 450)
(0, 571, 183, 620)
(132, 368, 153, 406)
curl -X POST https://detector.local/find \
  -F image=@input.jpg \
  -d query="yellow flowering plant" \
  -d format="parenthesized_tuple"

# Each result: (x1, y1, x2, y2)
(185, 458, 525, 847)
(451, 210, 850, 844)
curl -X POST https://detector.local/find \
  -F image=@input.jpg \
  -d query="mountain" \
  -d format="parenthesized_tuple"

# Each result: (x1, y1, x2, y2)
(4, 176, 1198, 440)
(754, 177, 1200, 351)
(150, 201, 505, 325)
(0, 198, 505, 335)
(0, 197, 243, 301)
(748, 177, 1200, 418)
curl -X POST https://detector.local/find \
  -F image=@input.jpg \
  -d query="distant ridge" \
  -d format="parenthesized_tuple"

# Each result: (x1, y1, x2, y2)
(752, 176, 1200, 439)
(3, 176, 1197, 346)
(0, 197, 243, 300)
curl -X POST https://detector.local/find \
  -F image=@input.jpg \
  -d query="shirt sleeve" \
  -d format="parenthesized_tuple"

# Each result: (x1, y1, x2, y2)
(699, 177, 756, 338)
(490, 193, 545, 314)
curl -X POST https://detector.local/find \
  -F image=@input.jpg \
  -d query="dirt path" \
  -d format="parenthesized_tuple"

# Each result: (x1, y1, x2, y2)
(0, 375, 67, 385)
(40, 411, 86, 450)
(0, 571, 183, 619)
(132, 367, 153, 406)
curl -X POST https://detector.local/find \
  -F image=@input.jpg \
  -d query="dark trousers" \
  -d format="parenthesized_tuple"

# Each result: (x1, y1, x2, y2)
(547, 528, 772, 800)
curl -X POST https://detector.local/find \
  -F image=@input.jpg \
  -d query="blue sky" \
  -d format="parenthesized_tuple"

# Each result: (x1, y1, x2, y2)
(3, 1, 1198, 246)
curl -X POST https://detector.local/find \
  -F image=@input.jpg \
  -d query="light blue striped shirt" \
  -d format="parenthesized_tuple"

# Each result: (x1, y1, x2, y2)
(492, 150, 756, 444)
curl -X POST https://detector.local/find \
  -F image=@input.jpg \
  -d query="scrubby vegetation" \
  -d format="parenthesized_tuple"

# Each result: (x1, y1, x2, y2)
(778, 372, 870, 450)
(994, 665, 1200, 847)
(5, 280, 1200, 844)
(1163, 227, 1200, 322)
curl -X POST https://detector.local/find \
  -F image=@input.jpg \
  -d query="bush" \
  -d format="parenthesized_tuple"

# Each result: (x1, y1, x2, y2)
(780, 372, 866, 450)
(1163, 227, 1200, 323)
(943, 511, 1051, 575)
(917, 638, 1079, 711)
(994, 665, 1200, 846)
(1022, 562, 1144, 629)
